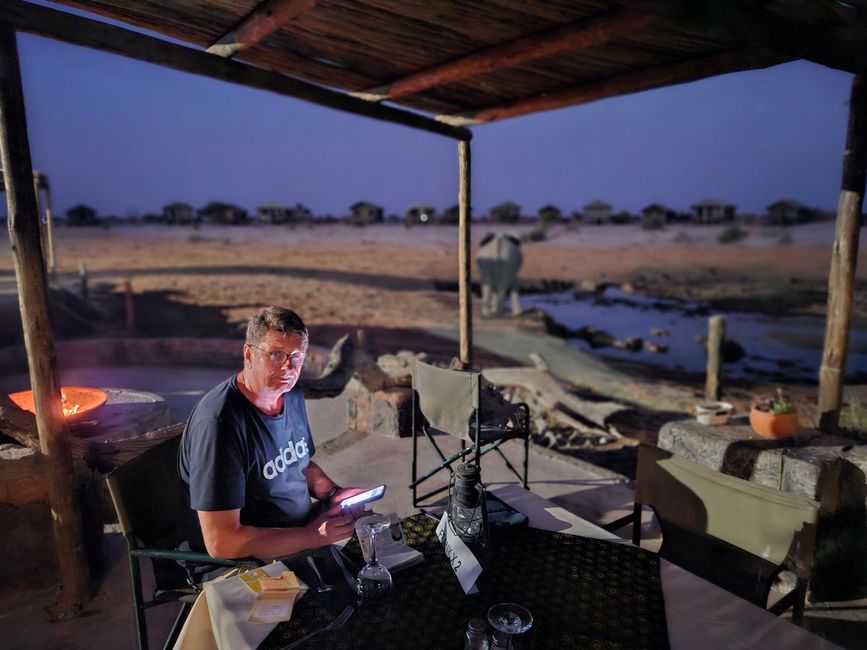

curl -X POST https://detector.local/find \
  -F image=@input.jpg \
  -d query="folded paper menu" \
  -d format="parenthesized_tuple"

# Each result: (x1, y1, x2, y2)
(239, 568, 307, 623)
(355, 513, 424, 573)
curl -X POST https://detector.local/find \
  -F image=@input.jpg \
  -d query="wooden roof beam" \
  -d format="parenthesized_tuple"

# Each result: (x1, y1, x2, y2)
(354, 8, 657, 102)
(438, 48, 792, 125)
(0, 0, 471, 141)
(207, 0, 321, 58)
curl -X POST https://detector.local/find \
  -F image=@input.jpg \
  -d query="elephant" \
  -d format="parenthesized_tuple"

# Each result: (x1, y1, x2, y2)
(476, 232, 523, 317)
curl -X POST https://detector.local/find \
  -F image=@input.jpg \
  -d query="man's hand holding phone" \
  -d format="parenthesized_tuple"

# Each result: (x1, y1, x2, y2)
(327, 485, 386, 519)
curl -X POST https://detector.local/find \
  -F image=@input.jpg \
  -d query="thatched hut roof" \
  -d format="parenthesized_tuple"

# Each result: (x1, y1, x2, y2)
(9, 1, 866, 132)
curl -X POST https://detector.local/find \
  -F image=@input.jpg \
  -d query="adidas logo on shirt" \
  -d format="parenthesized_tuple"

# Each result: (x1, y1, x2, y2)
(262, 439, 309, 480)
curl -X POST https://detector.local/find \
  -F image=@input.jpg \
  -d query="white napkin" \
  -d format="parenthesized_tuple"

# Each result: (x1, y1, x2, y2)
(204, 561, 301, 650)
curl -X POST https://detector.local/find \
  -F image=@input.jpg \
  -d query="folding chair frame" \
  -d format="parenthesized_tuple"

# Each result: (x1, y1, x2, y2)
(409, 362, 530, 508)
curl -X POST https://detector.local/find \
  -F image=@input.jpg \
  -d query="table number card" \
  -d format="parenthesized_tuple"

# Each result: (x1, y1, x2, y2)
(436, 513, 482, 595)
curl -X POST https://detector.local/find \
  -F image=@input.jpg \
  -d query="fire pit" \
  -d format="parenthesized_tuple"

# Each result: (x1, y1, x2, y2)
(8, 386, 107, 423)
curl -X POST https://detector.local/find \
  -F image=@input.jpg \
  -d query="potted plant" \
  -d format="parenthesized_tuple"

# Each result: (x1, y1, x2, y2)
(750, 387, 799, 439)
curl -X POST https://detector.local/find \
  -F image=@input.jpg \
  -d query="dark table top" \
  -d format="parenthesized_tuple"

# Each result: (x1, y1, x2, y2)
(260, 513, 669, 650)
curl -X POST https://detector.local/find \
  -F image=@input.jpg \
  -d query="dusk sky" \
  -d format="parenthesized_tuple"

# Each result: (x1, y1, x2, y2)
(13, 9, 855, 219)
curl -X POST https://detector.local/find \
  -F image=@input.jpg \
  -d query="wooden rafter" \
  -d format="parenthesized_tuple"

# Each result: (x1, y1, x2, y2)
(208, 0, 321, 58)
(437, 48, 792, 125)
(0, 0, 471, 141)
(354, 8, 657, 102)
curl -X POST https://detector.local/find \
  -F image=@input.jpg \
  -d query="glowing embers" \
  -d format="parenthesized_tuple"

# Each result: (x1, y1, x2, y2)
(9, 386, 107, 421)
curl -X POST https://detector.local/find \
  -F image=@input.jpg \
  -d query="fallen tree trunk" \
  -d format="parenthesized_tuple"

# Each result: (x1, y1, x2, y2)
(481, 363, 625, 432)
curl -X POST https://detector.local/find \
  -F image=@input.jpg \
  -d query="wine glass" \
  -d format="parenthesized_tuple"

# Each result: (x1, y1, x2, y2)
(356, 519, 393, 621)
(487, 603, 533, 649)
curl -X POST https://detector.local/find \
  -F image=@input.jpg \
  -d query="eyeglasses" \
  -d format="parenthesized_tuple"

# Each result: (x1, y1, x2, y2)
(248, 343, 306, 368)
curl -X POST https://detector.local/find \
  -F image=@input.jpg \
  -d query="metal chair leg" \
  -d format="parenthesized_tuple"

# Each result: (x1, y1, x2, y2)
(127, 544, 148, 650)
(163, 601, 192, 650)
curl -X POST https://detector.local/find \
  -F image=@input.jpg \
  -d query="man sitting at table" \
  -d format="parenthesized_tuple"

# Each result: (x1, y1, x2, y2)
(178, 305, 369, 559)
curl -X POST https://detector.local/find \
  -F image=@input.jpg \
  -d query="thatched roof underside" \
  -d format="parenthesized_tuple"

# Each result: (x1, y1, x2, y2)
(21, 1, 867, 126)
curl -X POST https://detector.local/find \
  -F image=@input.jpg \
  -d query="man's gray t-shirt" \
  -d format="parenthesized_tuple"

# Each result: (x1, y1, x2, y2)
(178, 375, 315, 528)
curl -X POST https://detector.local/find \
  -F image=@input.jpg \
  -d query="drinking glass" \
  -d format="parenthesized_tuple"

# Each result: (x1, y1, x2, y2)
(487, 603, 533, 649)
(356, 520, 393, 621)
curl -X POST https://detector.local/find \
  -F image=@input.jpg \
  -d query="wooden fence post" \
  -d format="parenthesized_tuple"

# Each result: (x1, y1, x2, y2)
(124, 279, 135, 330)
(458, 140, 472, 368)
(818, 75, 866, 432)
(0, 23, 88, 617)
(705, 315, 725, 401)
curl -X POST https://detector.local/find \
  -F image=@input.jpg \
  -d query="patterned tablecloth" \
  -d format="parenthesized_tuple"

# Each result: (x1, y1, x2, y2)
(259, 514, 669, 649)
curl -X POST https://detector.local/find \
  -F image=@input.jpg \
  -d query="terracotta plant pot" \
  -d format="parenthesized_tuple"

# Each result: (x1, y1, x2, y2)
(749, 407, 799, 439)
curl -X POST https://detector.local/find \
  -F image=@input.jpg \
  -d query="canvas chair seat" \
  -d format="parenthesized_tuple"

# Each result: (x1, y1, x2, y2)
(410, 359, 531, 507)
(107, 434, 260, 650)
(611, 443, 819, 625)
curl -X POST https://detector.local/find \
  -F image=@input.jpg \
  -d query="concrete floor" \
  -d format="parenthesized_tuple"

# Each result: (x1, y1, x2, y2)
(1, 394, 862, 649)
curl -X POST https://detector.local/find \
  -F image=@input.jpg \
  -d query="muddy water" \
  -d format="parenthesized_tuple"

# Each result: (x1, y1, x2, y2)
(525, 288, 867, 382)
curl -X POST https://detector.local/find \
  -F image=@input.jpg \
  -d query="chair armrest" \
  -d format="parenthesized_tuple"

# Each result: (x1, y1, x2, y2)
(131, 548, 262, 567)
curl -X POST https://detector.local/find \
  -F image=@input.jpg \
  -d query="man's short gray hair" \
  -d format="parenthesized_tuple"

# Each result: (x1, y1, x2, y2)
(245, 306, 308, 348)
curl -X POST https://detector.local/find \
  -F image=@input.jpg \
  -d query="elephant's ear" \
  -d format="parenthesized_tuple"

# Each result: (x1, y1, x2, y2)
(479, 232, 495, 247)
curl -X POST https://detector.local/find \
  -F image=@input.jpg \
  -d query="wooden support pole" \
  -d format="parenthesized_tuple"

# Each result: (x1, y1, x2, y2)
(438, 49, 789, 126)
(42, 174, 56, 279)
(817, 75, 866, 432)
(705, 315, 725, 401)
(361, 9, 655, 101)
(458, 140, 472, 368)
(208, 0, 321, 58)
(0, 23, 88, 617)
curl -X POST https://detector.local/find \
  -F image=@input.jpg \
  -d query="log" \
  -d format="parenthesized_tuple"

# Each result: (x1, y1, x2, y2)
(0, 22, 88, 617)
(297, 333, 364, 398)
(482, 363, 624, 432)
(360, 8, 655, 100)
(705, 315, 725, 401)
(0, 0, 471, 142)
(0, 391, 39, 450)
(818, 74, 866, 432)
(458, 140, 472, 367)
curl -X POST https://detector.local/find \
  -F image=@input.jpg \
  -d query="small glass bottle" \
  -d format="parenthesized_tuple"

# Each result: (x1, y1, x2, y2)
(464, 617, 490, 650)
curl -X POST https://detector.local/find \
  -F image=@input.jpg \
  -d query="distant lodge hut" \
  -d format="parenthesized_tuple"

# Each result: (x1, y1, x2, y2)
(163, 201, 195, 224)
(348, 201, 384, 225)
(406, 203, 436, 225)
(257, 203, 291, 224)
(691, 198, 736, 224)
(256, 203, 314, 224)
(538, 204, 563, 223)
(641, 203, 677, 228)
(197, 201, 247, 224)
(583, 200, 612, 224)
(65, 203, 98, 226)
(766, 199, 817, 225)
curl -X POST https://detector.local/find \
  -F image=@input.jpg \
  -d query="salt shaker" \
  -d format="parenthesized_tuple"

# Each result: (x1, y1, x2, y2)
(464, 618, 490, 650)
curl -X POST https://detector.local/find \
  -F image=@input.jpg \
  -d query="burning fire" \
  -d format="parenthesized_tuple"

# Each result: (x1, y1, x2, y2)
(60, 391, 81, 416)
(8, 387, 107, 421)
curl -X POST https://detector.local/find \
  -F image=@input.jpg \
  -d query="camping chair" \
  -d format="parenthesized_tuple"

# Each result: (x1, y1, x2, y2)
(620, 443, 819, 625)
(107, 434, 256, 650)
(410, 359, 530, 507)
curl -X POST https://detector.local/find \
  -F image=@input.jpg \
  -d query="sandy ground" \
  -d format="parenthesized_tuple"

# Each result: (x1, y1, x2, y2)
(2, 220, 863, 334)
(1, 220, 865, 438)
